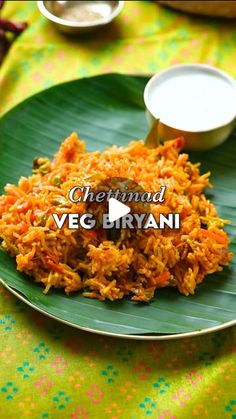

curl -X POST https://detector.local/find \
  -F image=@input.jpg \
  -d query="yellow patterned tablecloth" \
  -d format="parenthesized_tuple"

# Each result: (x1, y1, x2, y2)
(0, 1, 236, 418)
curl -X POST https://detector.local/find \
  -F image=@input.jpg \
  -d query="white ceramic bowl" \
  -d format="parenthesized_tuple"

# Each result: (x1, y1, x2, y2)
(144, 64, 236, 151)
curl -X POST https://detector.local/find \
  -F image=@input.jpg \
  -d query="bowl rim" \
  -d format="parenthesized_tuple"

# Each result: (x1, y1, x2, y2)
(37, 0, 125, 28)
(144, 63, 236, 133)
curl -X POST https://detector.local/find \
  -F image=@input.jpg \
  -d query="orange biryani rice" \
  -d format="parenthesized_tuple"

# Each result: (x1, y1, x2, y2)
(0, 133, 233, 302)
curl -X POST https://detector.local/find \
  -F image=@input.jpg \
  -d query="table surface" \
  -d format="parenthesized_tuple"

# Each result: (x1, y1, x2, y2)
(0, 1, 236, 418)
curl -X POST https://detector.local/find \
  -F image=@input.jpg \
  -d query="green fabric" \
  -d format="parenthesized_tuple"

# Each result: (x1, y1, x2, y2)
(0, 1, 235, 418)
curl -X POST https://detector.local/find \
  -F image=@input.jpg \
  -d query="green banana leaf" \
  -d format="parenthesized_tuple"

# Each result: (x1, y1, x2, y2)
(0, 74, 235, 337)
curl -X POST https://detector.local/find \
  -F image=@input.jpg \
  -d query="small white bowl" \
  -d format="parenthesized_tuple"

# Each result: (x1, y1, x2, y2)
(37, 1, 125, 34)
(144, 64, 236, 151)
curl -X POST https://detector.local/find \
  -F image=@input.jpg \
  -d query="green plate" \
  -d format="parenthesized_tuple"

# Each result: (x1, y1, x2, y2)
(0, 74, 235, 339)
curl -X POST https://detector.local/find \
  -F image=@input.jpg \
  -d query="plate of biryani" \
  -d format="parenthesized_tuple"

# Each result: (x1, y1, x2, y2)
(0, 74, 235, 339)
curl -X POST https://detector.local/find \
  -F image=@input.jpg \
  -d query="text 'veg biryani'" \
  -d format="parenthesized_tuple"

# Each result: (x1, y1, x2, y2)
(0, 133, 232, 302)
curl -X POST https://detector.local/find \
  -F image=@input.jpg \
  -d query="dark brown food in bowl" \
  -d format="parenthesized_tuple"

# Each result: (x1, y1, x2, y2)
(158, 1, 236, 18)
